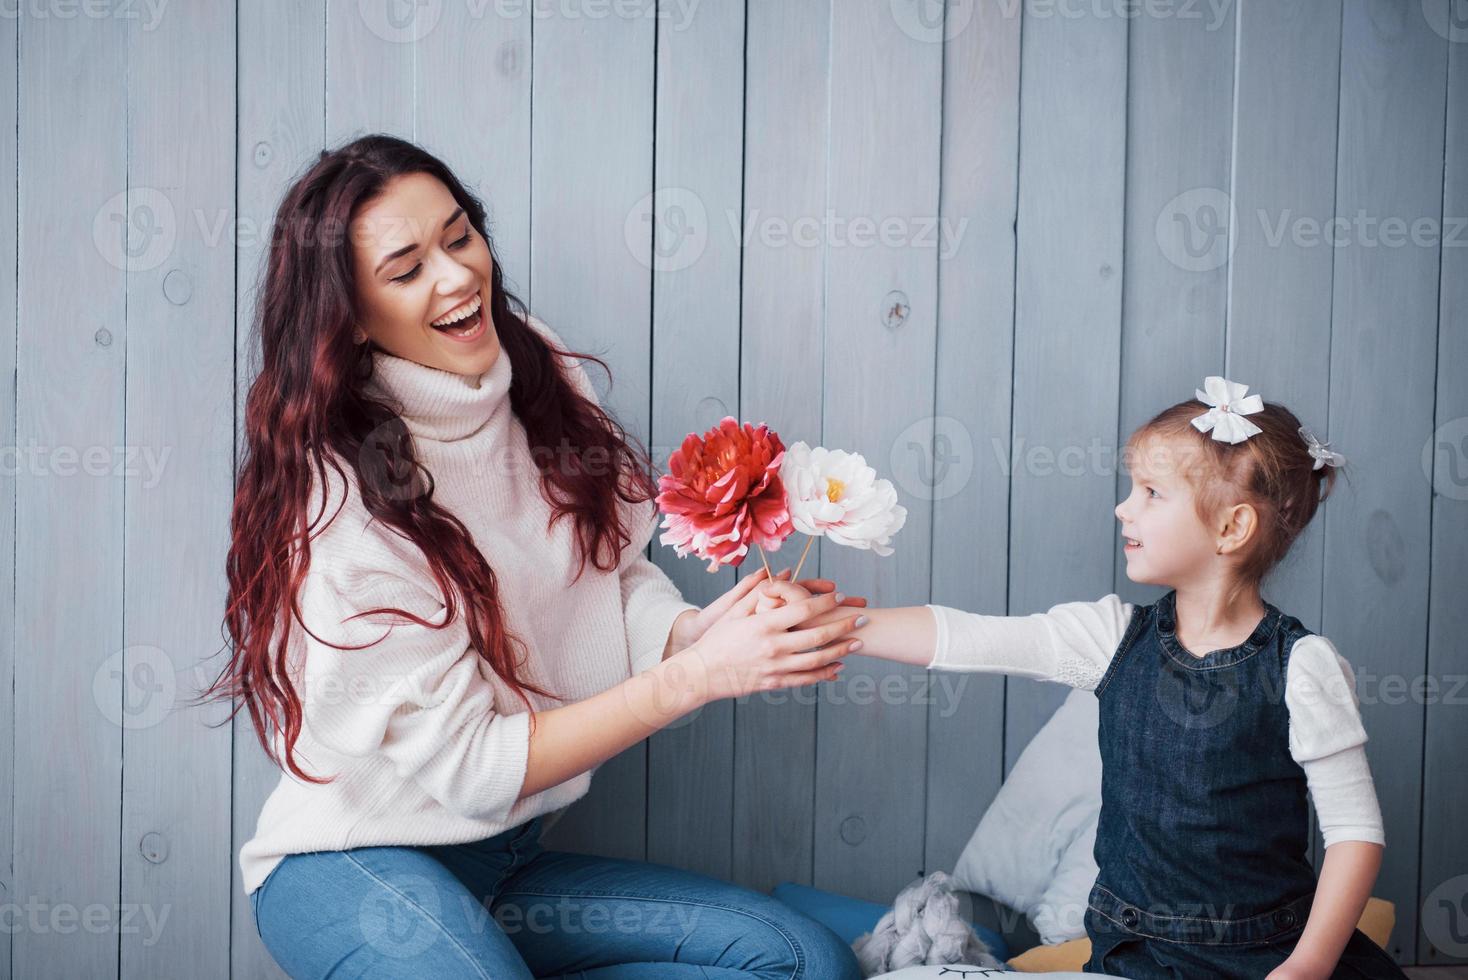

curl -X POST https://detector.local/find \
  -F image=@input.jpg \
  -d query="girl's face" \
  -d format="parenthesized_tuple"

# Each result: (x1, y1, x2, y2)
(1114, 435, 1222, 589)
(350, 172, 500, 377)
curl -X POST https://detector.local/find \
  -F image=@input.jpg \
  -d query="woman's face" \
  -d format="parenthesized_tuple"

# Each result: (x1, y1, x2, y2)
(350, 171, 501, 377)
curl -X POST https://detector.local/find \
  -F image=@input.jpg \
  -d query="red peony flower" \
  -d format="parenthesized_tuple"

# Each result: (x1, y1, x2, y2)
(656, 417, 795, 572)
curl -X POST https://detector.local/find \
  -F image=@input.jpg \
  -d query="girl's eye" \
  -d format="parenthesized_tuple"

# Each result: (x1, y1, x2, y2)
(449, 230, 472, 249)
(1147, 487, 1159, 498)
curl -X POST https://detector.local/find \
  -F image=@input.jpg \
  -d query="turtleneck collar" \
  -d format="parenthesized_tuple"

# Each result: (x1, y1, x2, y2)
(364, 344, 513, 443)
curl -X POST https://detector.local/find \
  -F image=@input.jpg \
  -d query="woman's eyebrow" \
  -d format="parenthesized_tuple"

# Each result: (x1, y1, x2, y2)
(373, 207, 466, 274)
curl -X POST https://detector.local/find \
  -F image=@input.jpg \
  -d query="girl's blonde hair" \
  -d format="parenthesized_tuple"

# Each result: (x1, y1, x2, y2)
(1126, 398, 1344, 605)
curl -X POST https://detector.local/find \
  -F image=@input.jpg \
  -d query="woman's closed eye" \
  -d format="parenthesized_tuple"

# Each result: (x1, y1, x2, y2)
(389, 231, 473, 284)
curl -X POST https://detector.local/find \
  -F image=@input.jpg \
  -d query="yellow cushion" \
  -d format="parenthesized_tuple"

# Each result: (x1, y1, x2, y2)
(1006, 898, 1395, 972)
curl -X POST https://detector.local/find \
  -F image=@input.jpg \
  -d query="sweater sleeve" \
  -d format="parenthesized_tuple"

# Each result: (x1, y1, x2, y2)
(924, 594, 1133, 691)
(1285, 634, 1385, 847)
(521, 312, 699, 675)
(618, 498, 699, 676)
(295, 566, 531, 825)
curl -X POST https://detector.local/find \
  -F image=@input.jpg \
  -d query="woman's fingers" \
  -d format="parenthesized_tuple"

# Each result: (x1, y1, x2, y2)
(729, 575, 801, 620)
(707, 567, 769, 619)
(763, 589, 841, 631)
(772, 656, 847, 689)
(778, 610, 864, 651)
(753, 579, 815, 611)
(784, 637, 862, 673)
(795, 578, 867, 608)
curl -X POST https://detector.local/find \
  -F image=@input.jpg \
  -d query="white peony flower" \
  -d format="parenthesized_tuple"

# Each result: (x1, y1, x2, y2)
(780, 441, 907, 556)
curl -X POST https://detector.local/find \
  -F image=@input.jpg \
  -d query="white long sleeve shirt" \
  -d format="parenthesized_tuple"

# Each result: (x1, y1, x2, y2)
(925, 596, 1385, 848)
(237, 315, 698, 895)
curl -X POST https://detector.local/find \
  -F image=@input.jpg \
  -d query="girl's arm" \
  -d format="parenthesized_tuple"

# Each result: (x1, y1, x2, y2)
(1268, 841, 1383, 980)
(825, 606, 937, 667)
(778, 593, 1131, 689)
(1272, 635, 1388, 978)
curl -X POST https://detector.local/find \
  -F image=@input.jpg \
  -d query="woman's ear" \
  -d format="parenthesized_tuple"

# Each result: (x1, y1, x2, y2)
(1216, 502, 1258, 556)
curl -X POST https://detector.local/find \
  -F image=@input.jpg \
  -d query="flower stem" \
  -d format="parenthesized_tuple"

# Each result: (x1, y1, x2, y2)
(791, 535, 815, 582)
(757, 545, 773, 580)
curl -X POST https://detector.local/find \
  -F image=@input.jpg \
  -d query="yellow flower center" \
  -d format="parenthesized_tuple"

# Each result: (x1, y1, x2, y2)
(825, 478, 845, 503)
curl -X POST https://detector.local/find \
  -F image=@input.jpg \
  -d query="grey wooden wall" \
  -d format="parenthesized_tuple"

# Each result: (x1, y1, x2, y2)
(1, 0, 1464, 976)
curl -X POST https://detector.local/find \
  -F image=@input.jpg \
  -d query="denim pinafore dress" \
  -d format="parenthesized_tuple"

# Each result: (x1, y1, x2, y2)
(1083, 590, 1404, 978)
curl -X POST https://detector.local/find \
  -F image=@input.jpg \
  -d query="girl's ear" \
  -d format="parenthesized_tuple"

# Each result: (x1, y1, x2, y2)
(1216, 502, 1259, 555)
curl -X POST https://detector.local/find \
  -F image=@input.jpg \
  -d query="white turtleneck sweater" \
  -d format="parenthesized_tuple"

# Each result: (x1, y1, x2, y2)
(238, 314, 698, 896)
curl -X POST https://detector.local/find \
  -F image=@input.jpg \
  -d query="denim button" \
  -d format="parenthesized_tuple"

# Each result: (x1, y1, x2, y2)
(1275, 908, 1296, 929)
(1120, 907, 1140, 928)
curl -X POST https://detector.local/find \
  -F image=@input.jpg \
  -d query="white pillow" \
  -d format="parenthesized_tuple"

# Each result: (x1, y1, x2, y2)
(951, 688, 1101, 945)
(871, 969, 1093, 980)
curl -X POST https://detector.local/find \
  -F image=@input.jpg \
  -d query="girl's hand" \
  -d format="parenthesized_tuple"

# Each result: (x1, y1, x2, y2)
(1265, 957, 1331, 980)
(669, 590, 866, 704)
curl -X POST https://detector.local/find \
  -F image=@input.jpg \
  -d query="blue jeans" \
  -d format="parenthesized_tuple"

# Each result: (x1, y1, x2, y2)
(249, 816, 861, 979)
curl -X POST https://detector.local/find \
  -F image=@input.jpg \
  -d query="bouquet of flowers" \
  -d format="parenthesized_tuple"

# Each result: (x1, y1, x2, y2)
(655, 417, 908, 579)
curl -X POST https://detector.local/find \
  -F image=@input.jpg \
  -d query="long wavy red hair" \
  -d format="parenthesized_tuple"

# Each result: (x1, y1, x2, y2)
(198, 135, 656, 783)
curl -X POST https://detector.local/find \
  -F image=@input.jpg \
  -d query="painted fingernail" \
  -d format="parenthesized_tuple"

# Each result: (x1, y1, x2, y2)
(849, 640, 864, 652)
(833, 592, 846, 603)
(855, 615, 870, 628)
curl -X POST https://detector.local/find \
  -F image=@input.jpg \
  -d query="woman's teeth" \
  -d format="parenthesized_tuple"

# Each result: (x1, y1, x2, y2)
(431, 294, 483, 336)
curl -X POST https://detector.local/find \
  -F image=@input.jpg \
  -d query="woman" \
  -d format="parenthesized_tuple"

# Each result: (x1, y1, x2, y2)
(202, 134, 866, 978)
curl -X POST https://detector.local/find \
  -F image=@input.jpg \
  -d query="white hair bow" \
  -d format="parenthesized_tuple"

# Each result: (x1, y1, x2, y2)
(1191, 376, 1264, 444)
(1298, 426, 1345, 470)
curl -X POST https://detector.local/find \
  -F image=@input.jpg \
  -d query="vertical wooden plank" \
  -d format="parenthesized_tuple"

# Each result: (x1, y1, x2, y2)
(813, 0, 943, 903)
(325, 0, 415, 144)
(14, 8, 126, 978)
(645, 0, 745, 881)
(415, 2, 532, 297)
(1227, 0, 1344, 871)
(530, 1, 656, 863)
(1113, 0, 1235, 607)
(1005, 2, 1127, 769)
(0, 9, 15, 980)
(1324, 0, 1447, 962)
(731, 0, 830, 894)
(232, 3, 324, 976)
(1418, 0, 1468, 965)
(120, 3, 237, 978)
(922, 0, 1020, 880)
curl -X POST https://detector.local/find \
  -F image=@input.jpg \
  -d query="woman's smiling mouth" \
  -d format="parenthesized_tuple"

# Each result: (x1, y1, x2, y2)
(430, 293, 485, 342)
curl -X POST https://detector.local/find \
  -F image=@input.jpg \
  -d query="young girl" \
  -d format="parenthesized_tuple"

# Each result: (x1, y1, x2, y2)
(768, 379, 1405, 979)
(202, 135, 865, 979)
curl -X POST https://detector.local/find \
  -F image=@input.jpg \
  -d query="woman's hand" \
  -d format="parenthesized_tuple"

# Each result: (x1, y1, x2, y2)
(752, 575, 866, 625)
(669, 568, 867, 654)
(667, 590, 866, 705)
